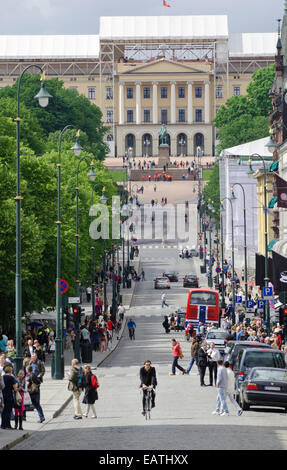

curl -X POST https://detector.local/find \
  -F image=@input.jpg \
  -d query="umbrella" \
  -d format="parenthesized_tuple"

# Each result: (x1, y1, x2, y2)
(27, 321, 44, 327)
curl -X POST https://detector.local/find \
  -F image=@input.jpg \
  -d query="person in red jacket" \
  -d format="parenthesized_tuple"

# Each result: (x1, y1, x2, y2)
(107, 318, 114, 338)
(170, 339, 186, 376)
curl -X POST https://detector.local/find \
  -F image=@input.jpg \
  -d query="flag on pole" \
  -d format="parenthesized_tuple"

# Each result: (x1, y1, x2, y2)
(163, 0, 171, 6)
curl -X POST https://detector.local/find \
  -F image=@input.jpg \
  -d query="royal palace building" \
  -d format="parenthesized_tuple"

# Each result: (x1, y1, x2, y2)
(0, 15, 277, 157)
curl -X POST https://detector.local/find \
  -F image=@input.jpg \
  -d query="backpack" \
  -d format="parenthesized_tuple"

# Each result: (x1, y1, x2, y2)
(91, 374, 99, 389)
(77, 368, 84, 388)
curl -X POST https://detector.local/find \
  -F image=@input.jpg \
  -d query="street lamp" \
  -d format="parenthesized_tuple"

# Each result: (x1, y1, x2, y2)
(55, 126, 82, 378)
(220, 197, 235, 324)
(231, 183, 248, 309)
(14, 67, 52, 375)
(247, 153, 270, 334)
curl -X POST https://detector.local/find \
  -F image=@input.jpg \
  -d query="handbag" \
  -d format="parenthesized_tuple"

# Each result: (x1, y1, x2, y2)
(23, 391, 32, 406)
(14, 390, 22, 407)
(28, 381, 40, 394)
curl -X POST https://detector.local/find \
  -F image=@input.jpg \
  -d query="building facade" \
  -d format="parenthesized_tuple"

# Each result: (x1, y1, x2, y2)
(0, 16, 277, 157)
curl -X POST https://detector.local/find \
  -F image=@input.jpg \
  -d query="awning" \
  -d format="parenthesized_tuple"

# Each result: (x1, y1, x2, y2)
(268, 196, 278, 208)
(268, 160, 279, 172)
(268, 238, 280, 252)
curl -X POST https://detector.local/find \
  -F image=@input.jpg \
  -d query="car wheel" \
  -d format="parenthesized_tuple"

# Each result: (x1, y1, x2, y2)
(240, 393, 249, 411)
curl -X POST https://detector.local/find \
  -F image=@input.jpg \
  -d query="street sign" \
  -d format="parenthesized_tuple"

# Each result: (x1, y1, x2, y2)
(246, 300, 254, 309)
(257, 300, 265, 310)
(55, 279, 69, 294)
(68, 297, 80, 304)
(263, 286, 273, 300)
(215, 266, 221, 274)
(236, 296, 242, 304)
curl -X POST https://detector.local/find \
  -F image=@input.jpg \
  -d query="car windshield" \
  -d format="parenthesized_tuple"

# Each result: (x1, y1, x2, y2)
(243, 351, 286, 369)
(187, 275, 197, 279)
(251, 369, 287, 382)
(207, 331, 227, 340)
(190, 291, 216, 306)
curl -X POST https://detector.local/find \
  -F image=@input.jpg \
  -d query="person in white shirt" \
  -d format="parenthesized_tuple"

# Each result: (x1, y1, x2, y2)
(207, 343, 221, 386)
(224, 361, 243, 416)
(161, 293, 169, 308)
(118, 303, 126, 321)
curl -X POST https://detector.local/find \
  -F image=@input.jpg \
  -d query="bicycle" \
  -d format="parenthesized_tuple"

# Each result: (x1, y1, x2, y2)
(142, 386, 153, 420)
(128, 327, 135, 340)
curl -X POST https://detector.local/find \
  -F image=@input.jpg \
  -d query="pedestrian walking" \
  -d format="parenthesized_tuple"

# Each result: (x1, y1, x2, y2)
(141, 269, 145, 281)
(68, 358, 84, 420)
(186, 337, 200, 374)
(127, 318, 136, 340)
(161, 293, 169, 308)
(224, 361, 243, 416)
(207, 343, 221, 386)
(162, 316, 170, 334)
(1, 365, 18, 429)
(170, 339, 186, 376)
(26, 365, 45, 423)
(82, 365, 99, 418)
(14, 369, 26, 430)
(198, 342, 208, 386)
(212, 360, 229, 416)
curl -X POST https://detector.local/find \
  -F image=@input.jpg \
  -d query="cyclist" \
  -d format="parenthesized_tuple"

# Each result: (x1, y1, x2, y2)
(139, 360, 157, 416)
(127, 318, 136, 340)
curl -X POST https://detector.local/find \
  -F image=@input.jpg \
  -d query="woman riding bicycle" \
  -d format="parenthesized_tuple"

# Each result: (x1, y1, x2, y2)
(139, 360, 157, 416)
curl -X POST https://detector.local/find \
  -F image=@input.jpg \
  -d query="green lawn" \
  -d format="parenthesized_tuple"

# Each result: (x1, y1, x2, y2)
(109, 170, 127, 182)
(202, 169, 213, 181)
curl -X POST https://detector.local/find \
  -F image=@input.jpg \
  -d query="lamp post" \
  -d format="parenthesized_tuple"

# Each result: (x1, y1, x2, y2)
(220, 197, 235, 324)
(14, 67, 52, 374)
(247, 153, 270, 334)
(55, 127, 83, 379)
(220, 212, 226, 311)
(75, 156, 97, 297)
(231, 183, 248, 309)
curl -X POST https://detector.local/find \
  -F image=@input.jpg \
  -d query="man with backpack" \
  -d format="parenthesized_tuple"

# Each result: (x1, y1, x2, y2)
(68, 358, 84, 420)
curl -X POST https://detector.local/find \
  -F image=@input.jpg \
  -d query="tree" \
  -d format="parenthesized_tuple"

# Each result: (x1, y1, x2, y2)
(214, 64, 275, 155)
(0, 75, 109, 160)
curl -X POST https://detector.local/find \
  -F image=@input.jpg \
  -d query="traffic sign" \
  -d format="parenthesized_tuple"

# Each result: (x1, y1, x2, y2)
(263, 286, 273, 300)
(68, 297, 80, 304)
(236, 296, 242, 304)
(55, 279, 69, 293)
(215, 266, 221, 274)
(257, 300, 265, 310)
(246, 300, 254, 309)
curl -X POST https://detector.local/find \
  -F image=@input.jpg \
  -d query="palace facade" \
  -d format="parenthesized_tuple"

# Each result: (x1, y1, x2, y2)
(0, 16, 277, 157)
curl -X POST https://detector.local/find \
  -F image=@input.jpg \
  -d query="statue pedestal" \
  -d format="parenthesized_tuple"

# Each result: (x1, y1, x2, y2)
(158, 144, 170, 167)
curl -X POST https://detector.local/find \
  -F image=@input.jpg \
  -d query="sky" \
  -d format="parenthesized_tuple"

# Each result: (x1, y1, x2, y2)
(0, 0, 284, 35)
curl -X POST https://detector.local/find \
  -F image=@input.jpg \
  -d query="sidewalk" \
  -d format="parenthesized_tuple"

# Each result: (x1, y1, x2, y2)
(0, 257, 141, 450)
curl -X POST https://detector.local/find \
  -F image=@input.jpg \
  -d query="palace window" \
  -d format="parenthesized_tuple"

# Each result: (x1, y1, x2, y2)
(195, 86, 202, 98)
(178, 86, 185, 98)
(178, 109, 186, 123)
(127, 109, 134, 123)
(106, 109, 113, 123)
(161, 87, 168, 99)
(127, 87, 134, 99)
(143, 109, 151, 123)
(233, 86, 241, 96)
(195, 109, 203, 122)
(106, 87, 113, 99)
(215, 86, 223, 99)
(88, 87, 96, 100)
(143, 87, 150, 99)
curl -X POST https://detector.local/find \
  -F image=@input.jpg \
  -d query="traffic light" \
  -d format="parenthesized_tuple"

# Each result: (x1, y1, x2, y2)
(72, 304, 81, 323)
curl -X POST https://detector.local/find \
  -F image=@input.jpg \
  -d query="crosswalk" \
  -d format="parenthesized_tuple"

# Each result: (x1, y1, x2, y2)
(140, 244, 179, 249)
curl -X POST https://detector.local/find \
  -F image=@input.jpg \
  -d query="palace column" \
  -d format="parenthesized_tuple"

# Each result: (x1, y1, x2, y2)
(136, 82, 141, 125)
(153, 82, 158, 124)
(187, 81, 193, 124)
(119, 82, 124, 125)
(204, 80, 210, 123)
(171, 81, 176, 124)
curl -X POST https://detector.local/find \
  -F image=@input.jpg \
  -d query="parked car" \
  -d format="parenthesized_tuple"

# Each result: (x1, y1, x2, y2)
(183, 274, 199, 288)
(154, 277, 170, 289)
(205, 329, 228, 355)
(163, 271, 178, 282)
(239, 367, 287, 412)
(224, 341, 271, 369)
(190, 249, 199, 257)
(233, 348, 286, 401)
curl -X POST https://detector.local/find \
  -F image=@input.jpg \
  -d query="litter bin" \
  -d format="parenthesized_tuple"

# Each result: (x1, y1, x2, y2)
(81, 342, 93, 363)
(126, 279, 132, 288)
(200, 265, 206, 274)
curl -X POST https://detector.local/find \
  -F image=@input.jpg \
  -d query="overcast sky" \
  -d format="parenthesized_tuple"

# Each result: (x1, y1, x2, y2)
(1, 0, 284, 35)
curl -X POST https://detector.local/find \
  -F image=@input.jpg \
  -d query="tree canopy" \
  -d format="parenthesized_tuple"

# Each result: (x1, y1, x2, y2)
(0, 75, 118, 328)
(214, 64, 275, 155)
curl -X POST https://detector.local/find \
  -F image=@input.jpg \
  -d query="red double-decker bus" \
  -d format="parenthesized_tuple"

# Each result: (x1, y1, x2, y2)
(186, 288, 219, 328)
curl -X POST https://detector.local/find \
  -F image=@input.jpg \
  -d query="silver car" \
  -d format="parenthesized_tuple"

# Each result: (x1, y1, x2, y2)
(154, 277, 170, 289)
(205, 329, 228, 355)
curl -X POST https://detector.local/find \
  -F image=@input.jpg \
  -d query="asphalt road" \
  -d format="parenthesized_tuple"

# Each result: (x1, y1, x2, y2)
(13, 245, 287, 452)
